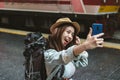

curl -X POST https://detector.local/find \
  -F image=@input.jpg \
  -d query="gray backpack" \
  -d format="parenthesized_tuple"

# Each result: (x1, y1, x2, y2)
(23, 32, 47, 80)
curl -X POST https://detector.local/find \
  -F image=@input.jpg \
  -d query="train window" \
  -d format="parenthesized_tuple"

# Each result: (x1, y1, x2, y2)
(1, 17, 9, 24)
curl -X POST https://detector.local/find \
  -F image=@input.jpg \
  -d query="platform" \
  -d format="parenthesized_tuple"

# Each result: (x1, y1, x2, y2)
(0, 31, 120, 80)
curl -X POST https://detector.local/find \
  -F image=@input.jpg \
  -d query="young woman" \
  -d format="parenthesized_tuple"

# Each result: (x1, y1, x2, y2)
(44, 17, 104, 80)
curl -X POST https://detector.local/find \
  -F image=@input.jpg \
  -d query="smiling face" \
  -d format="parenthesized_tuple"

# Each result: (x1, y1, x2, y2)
(48, 23, 77, 51)
(61, 26, 75, 47)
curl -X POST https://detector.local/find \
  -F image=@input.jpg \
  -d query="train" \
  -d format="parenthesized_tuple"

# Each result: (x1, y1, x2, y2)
(0, 0, 120, 38)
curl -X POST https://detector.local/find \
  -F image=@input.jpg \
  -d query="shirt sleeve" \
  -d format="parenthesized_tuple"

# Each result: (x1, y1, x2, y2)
(44, 45, 76, 64)
(73, 51, 89, 67)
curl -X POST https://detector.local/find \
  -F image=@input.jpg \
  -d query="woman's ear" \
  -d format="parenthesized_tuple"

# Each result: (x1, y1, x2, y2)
(52, 28, 58, 34)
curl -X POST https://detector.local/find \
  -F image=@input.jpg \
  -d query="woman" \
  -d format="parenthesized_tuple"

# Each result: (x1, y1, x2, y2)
(44, 17, 104, 80)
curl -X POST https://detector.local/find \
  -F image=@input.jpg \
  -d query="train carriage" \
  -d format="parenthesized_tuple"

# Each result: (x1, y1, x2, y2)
(0, 0, 120, 38)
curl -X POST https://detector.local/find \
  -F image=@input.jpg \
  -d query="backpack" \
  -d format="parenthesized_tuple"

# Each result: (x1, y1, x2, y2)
(23, 32, 47, 80)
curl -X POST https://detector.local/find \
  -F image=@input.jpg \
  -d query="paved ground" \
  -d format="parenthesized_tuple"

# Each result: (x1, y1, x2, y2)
(73, 48, 120, 80)
(0, 32, 120, 80)
(0, 33, 25, 80)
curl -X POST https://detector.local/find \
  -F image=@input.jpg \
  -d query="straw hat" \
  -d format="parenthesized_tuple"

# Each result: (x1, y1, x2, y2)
(50, 17, 80, 34)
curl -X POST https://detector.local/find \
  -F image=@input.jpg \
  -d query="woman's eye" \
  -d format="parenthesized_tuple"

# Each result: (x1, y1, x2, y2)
(72, 33, 74, 37)
(66, 30, 70, 34)
(67, 31, 74, 37)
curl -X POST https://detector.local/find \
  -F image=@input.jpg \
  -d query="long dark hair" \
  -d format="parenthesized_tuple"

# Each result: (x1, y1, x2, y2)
(48, 23, 78, 51)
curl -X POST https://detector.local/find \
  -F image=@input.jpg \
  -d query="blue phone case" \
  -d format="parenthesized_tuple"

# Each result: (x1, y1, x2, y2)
(92, 23, 103, 35)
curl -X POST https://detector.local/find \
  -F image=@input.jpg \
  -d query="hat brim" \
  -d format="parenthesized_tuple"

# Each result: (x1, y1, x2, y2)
(50, 21, 80, 34)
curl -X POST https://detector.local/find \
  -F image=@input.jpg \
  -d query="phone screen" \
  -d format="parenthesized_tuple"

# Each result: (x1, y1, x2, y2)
(92, 23, 103, 35)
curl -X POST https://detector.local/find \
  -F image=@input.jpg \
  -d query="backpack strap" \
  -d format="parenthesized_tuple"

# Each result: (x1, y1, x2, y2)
(46, 65, 64, 80)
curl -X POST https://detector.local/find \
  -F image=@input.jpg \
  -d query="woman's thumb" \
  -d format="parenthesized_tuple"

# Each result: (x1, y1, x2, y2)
(87, 27, 92, 37)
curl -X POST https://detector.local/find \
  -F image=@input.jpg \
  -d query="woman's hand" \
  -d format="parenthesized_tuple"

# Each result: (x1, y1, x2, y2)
(84, 27, 104, 49)
(73, 27, 104, 56)
(75, 36, 81, 45)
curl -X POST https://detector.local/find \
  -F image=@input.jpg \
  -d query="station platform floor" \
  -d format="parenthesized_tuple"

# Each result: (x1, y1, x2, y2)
(0, 28, 120, 80)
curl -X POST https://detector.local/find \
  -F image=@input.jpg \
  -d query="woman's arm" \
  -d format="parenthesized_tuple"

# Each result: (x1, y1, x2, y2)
(44, 46, 76, 64)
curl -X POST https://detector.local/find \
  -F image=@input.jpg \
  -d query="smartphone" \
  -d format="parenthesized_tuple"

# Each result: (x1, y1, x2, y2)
(92, 23, 103, 35)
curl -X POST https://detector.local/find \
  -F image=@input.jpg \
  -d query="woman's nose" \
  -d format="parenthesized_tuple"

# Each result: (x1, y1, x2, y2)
(68, 34, 73, 40)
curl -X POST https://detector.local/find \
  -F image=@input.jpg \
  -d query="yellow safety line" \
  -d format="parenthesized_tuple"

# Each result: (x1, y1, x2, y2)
(0, 28, 120, 50)
(103, 42, 120, 50)
(0, 27, 48, 38)
(0, 28, 31, 36)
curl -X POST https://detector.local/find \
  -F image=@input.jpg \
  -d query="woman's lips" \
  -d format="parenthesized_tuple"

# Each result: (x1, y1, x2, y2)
(64, 40, 69, 46)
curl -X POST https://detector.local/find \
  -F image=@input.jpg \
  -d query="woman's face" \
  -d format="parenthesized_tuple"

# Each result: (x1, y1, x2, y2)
(61, 26, 75, 47)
